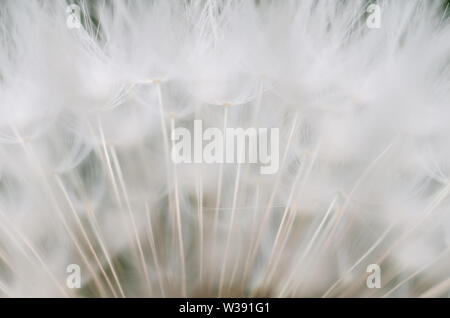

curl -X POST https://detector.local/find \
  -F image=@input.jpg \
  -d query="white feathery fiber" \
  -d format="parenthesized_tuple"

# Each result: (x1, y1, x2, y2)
(0, 0, 449, 297)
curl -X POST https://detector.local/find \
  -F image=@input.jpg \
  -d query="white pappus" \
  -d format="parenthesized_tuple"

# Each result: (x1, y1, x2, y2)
(0, 0, 449, 297)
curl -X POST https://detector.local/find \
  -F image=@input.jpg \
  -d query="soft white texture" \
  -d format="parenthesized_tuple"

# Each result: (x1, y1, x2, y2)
(0, 0, 449, 297)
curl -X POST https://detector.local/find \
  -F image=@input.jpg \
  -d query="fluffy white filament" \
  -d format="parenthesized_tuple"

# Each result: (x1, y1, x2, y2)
(0, 0, 449, 297)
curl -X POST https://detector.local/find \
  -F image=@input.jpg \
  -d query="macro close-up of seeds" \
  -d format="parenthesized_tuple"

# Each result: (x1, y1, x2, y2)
(0, 0, 449, 298)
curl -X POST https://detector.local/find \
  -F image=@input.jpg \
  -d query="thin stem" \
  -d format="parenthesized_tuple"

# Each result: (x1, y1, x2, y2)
(154, 80, 174, 222)
(322, 224, 393, 298)
(210, 105, 228, 291)
(240, 185, 260, 292)
(218, 149, 243, 296)
(10, 125, 103, 296)
(383, 248, 449, 298)
(54, 174, 119, 298)
(261, 153, 307, 285)
(0, 211, 68, 296)
(419, 277, 450, 298)
(109, 146, 152, 296)
(213, 106, 229, 236)
(197, 174, 204, 284)
(170, 117, 187, 297)
(243, 113, 298, 286)
(278, 195, 338, 297)
(145, 203, 166, 297)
